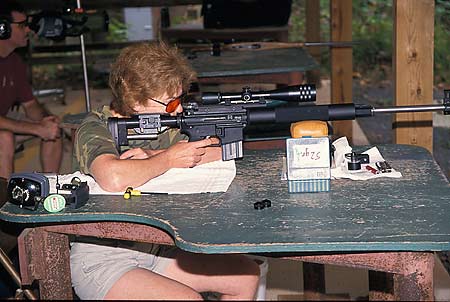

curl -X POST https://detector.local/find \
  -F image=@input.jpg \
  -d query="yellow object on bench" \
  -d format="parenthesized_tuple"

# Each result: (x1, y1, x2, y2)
(290, 121, 328, 138)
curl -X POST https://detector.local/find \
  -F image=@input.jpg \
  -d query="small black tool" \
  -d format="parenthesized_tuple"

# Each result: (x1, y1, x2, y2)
(57, 177, 89, 209)
(345, 152, 362, 171)
(67, 182, 89, 209)
(254, 201, 265, 210)
(376, 161, 392, 173)
(58, 177, 82, 191)
(254, 199, 272, 210)
(262, 199, 272, 208)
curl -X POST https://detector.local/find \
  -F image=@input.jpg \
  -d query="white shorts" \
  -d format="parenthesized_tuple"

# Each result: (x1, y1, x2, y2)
(70, 242, 177, 300)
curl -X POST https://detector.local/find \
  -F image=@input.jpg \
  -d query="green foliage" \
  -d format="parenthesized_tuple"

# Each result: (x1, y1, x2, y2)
(289, 0, 450, 84)
(289, 1, 305, 42)
(288, 0, 331, 75)
(170, 7, 202, 27)
(435, 0, 450, 83)
(434, 25, 450, 83)
(105, 17, 128, 42)
(352, 0, 392, 81)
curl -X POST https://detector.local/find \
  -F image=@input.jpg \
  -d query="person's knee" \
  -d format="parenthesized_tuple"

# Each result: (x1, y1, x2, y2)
(227, 255, 261, 295)
(105, 267, 204, 300)
(241, 256, 261, 292)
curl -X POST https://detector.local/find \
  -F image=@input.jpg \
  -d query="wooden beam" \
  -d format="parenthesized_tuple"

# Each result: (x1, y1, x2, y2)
(330, 0, 353, 141)
(152, 7, 162, 40)
(161, 25, 289, 43)
(31, 41, 148, 53)
(393, 0, 434, 153)
(305, 0, 321, 86)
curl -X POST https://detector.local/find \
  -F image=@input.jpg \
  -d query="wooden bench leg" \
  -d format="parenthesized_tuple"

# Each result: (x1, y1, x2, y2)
(394, 252, 434, 301)
(293, 252, 434, 301)
(369, 270, 395, 300)
(303, 262, 326, 299)
(369, 253, 434, 301)
(18, 228, 72, 300)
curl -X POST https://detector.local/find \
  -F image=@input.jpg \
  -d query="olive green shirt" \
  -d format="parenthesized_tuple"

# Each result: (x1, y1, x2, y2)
(71, 105, 186, 249)
(72, 105, 187, 174)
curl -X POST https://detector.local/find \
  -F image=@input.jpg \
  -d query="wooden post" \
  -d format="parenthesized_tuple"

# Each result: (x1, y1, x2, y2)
(330, 0, 353, 141)
(152, 7, 162, 40)
(303, 262, 326, 299)
(393, 0, 434, 153)
(305, 0, 321, 87)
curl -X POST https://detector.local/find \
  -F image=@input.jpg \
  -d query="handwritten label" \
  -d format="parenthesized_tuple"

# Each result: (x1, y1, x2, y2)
(292, 145, 325, 167)
(286, 137, 330, 180)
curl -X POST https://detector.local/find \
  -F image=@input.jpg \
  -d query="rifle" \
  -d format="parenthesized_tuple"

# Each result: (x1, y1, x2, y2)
(224, 41, 359, 51)
(108, 86, 449, 161)
(183, 41, 359, 54)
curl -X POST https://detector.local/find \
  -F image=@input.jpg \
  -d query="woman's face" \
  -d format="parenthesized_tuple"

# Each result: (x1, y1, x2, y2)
(133, 88, 184, 116)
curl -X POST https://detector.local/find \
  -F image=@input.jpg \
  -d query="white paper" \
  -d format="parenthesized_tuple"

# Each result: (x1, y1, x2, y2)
(330, 137, 402, 180)
(47, 160, 236, 195)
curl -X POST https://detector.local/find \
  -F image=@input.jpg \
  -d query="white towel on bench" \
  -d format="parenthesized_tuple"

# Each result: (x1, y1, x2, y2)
(47, 160, 236, 195)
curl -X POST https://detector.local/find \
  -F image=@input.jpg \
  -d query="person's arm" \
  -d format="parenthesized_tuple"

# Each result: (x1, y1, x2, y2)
(118, 148, 164, 160)
(119, 145, 221, 163)
(0, 114, 41, 135)
(20, 99, 61, 140)
(21, 98, 51, 121)
(0, 100, 58, 140)
(90, 138, 219, 192)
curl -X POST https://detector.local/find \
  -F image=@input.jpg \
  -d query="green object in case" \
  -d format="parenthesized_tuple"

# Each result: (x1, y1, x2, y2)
(43, 194, 66, 213)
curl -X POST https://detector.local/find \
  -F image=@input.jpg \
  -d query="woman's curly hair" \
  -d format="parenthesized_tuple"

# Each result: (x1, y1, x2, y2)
(109, 42, 196, 116)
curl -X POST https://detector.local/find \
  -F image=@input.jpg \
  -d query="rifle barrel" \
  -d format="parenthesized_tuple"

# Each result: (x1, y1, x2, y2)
(304, 41, 359, 47)
(372, 104, 445, 114)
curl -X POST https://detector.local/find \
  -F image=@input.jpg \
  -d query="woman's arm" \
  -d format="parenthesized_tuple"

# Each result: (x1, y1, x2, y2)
(90, 138, 219, 192)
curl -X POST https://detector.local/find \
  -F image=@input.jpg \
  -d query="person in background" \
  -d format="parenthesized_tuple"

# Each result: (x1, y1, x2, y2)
(0, 0, 62, 179)
(70, 42, 260, 300)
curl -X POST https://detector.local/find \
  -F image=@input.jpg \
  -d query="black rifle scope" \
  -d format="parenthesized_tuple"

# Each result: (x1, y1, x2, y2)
(201, 84, 316, 104)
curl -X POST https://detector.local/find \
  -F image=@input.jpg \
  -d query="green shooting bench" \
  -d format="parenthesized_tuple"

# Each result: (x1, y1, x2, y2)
(1, 145, 449, 300)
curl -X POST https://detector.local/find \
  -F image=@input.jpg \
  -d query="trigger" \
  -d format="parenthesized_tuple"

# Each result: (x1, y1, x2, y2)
(206, 136, 221, 147)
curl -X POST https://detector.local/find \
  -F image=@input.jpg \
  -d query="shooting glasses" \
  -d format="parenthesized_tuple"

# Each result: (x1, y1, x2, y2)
(150, 93, 186, 113)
